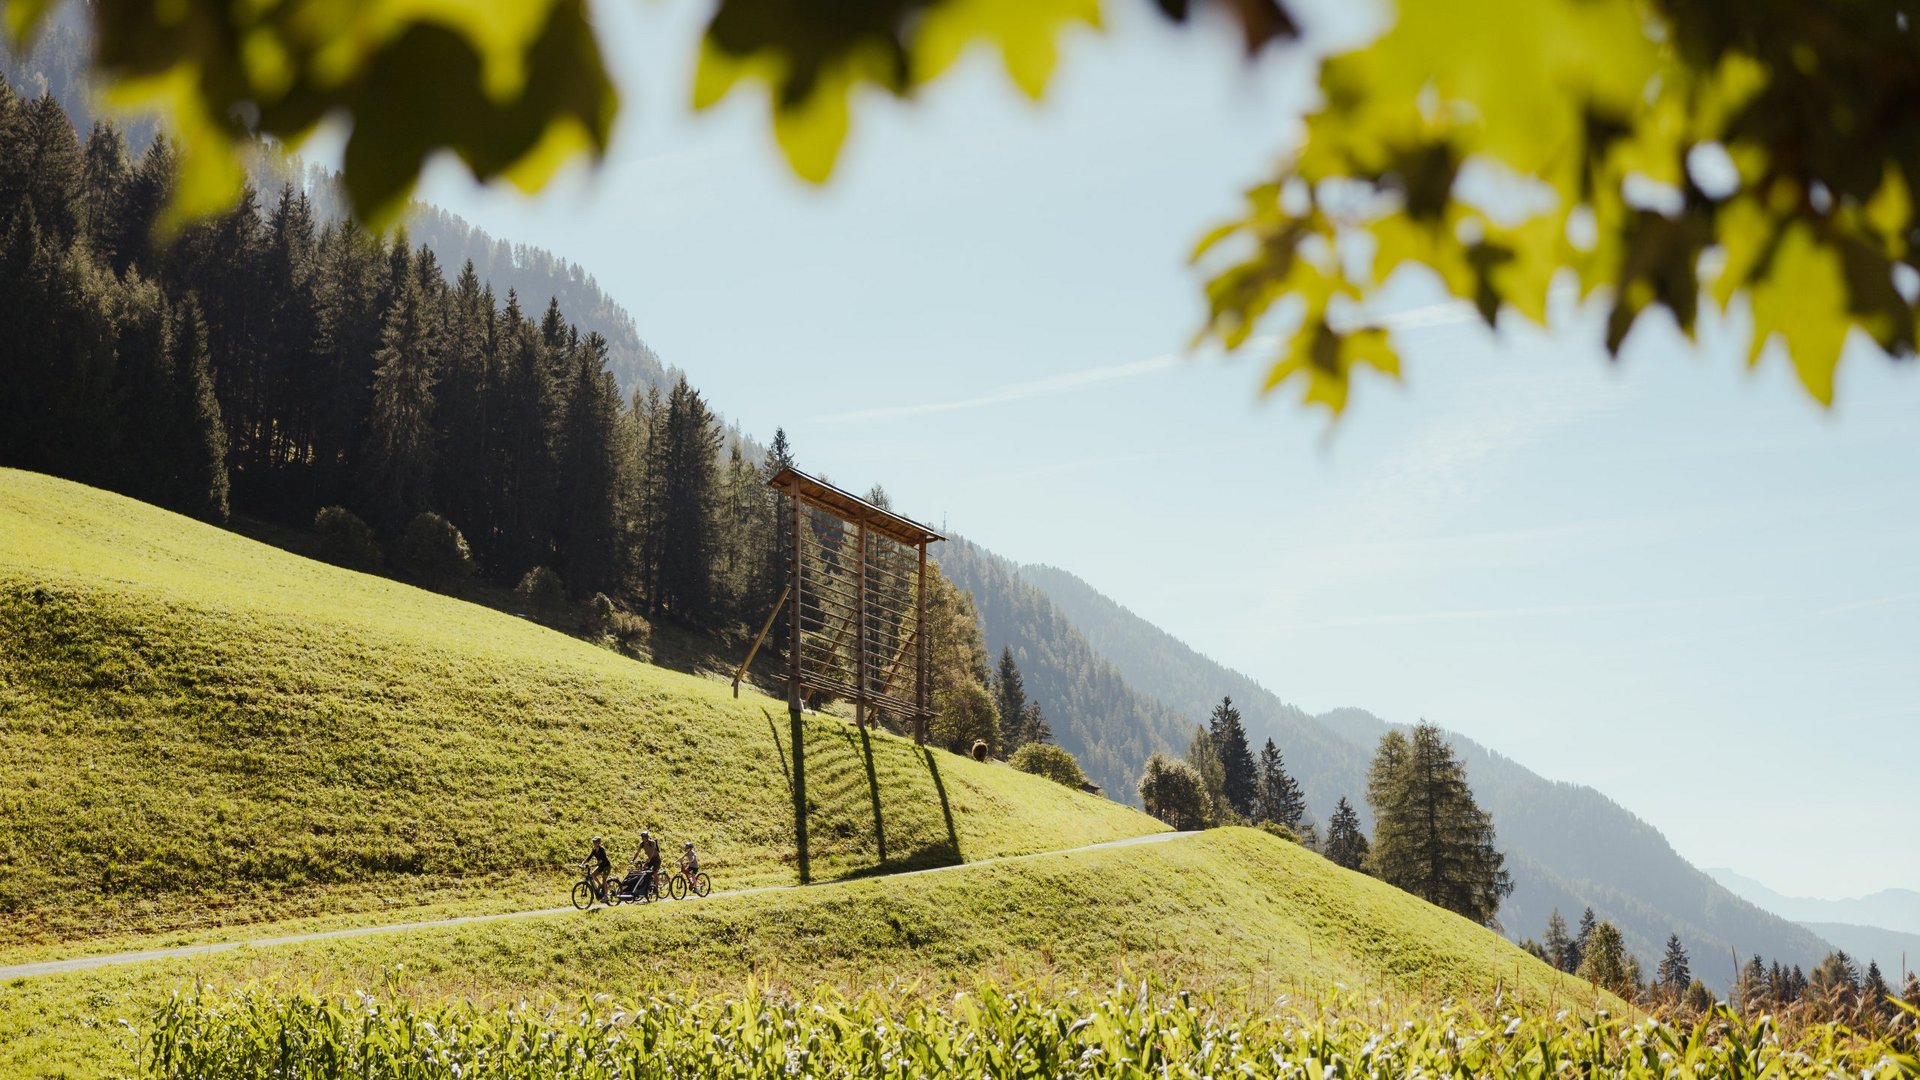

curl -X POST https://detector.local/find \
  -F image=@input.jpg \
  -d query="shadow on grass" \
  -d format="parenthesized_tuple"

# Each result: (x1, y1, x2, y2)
(822, 745, 967, 883)
(924, 746, 962, 863)
(762, 709, 793, 796)
(839, 724, 888, 863)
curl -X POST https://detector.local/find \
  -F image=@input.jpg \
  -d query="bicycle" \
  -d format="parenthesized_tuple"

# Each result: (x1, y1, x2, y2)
(571, 861, 612, 910)
(609, 863, 669, 903)
(668, 866, 712, 900)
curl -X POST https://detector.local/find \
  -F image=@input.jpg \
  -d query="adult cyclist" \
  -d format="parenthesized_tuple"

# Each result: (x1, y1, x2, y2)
(634, 831, 662, 899)
(584, 836, 612, 899)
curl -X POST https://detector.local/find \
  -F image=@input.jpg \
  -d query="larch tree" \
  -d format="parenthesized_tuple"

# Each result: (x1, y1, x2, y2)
(1185, 725, 1227, 821)
(1577, 920, 1634, 999)
(1364, 722, 1512, 927)
(924, 569, 997, 754)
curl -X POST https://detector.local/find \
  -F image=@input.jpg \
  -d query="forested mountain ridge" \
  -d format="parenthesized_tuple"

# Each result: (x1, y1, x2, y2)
(1002, 564, 1832, 987)
(1, 23, 666, 398)
(934, 538, 1192, 799)
(1021, 563, 1371, 832)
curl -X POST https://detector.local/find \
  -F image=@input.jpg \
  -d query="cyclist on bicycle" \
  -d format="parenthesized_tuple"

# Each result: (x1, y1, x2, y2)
(635, 831, 662, 898)
(584, 837, 611, 896)
(680, 840, 700, 876)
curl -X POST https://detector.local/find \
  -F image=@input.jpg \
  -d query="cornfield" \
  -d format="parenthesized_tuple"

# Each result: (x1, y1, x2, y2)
(147, 981, 1920, 1079)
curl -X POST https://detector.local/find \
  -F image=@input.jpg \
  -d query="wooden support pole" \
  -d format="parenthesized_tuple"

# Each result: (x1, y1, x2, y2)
(855, 517, 868, 731)
(788, 487, 810, 884)
(915, 541, 929, 746)
(733, 584, 791, 697)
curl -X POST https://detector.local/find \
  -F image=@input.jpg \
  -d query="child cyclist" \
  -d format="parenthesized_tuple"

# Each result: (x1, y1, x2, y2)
(679, 840, 700, 876)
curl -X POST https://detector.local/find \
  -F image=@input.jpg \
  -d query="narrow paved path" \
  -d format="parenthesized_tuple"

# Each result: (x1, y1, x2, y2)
(0, 831, 1196, 982)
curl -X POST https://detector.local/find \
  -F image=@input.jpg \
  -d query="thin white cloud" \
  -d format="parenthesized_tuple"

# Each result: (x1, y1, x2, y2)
(809, 352, 1183, 424)
(807, 287, 1568, 427)
(1817, 591, 1920, 617)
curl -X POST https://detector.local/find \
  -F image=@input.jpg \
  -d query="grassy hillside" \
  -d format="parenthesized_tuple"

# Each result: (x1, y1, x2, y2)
(0, 829, 1609, 1079)
(0, 469, 1157, 949)
(996, 559, 1831, 988)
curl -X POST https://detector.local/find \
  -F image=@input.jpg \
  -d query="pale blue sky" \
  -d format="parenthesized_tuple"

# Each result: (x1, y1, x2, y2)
(414, 1, 1920, 897)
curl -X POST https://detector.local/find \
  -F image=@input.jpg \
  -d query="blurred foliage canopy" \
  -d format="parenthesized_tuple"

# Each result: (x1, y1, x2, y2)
(5, 0, 1917, 409)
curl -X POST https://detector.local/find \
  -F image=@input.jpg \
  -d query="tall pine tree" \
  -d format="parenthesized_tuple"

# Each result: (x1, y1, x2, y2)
(1208, 696, 1258, 820)
(1365, 722, 1513, 927)
(1323, 796, 1369, 871)
(1256, 737, 1306, 829)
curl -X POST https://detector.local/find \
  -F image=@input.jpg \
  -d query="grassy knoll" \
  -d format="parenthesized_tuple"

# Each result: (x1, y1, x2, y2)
(0, 829, 1613, 1079)
(0, 468, 1156, 951)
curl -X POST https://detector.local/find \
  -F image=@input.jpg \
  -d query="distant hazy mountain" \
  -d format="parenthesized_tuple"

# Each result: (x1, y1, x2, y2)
(1706, 869, 1920, 937)
(1798, 923, 1920, 979)
(1003, 562, 1832, 987)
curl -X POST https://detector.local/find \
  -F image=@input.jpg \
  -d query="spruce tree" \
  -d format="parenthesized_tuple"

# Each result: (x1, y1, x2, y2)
(1256, 737, 1306, 829)
(1208, 697, 1258, 819)
(1323, 796, 1369, 871)
(1739, 954, 1769, 1012)
(1571, 906, 1597, 973)
(80, 121, 130, 265)
(1019, 700, 1052, 746)
(654, 376, 723, 622)
(1657, 933, 1691, 1004)
(1365, 722, 1512, 926)
(1542, 909, 1574, 973)
(164, 297, 230, 521)
(994, 647, 1029, 754)
(19, 94, 83, 247)
(361, 268, 438, 525)
(1861, 960, 1891, 1021)
(553, 333, 624, 597)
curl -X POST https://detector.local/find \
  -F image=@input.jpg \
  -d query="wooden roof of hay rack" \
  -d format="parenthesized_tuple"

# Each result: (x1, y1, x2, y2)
(766, 467, 945, 548)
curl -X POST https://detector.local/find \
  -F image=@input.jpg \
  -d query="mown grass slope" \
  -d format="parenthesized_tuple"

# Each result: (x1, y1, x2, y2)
(0, 829, 1611, 1080)
(0, 469, 1158, 949)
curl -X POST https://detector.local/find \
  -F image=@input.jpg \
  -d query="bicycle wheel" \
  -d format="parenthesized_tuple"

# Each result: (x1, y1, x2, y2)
(669, 873, 687, 900)
(693, 872, 711, 898)
(571, 880, 595, 911)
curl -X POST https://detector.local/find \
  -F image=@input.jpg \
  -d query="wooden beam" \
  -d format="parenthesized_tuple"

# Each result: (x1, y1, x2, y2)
(733, 584, 790, 697)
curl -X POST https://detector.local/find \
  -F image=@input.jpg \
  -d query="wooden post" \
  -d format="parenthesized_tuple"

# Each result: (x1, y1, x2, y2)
(788, 485, 810, 884)
(855, 517, 869, 731)
(915, 540, 929, 746)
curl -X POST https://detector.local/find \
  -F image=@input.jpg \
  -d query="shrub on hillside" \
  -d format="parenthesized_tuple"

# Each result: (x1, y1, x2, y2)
(314, 506, 381, 571)
(1011, 743, 1088, 789)
(585, 592, 616, 635)
(608, 609, 651, 656)
(1257, 820, 1303, 845)
(932, 682, 998, 756)
(515, 566, 567, 613)
(1139, 752, 1211, 830)
(393, 513, 474, 584)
